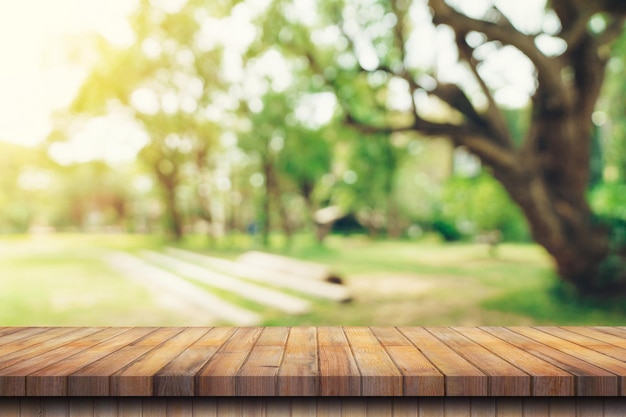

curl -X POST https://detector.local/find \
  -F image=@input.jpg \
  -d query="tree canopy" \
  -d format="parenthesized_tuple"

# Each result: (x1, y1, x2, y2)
(35, 0, 626, 296)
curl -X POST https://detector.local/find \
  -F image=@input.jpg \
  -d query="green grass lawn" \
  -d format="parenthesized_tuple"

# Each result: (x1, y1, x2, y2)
(1, 233, 625, 326)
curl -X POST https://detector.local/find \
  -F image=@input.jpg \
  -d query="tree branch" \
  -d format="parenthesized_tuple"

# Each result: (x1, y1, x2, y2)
(428, 0, 566, 100)
(344, 113, 516, 170)
(454, 32, 514, 147)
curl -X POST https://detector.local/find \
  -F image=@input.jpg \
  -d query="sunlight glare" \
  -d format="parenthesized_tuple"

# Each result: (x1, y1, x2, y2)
(0, 0, 137, 146)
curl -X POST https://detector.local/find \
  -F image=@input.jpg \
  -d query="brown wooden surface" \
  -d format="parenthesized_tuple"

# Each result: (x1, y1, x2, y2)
(1, 397, 626, 417)
(1, 327, 626, 397)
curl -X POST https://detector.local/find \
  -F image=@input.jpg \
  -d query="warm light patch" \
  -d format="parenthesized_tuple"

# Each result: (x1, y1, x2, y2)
(0, 0, 136, 146)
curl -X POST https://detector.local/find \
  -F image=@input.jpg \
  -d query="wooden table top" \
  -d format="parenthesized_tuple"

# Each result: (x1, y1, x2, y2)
(0, 326, 625, 397)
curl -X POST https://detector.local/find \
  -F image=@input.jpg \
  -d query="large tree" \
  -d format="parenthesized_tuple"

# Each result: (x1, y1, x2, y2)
(254, 0, 626, 296)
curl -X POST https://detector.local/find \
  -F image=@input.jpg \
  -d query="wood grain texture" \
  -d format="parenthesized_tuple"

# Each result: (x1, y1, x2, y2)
(3, 397, 626, 416)
(154, 327, 235, 396)
(462, 327, 573, 396)
(0, 326, 625, 399)
(278, 327, 319, 396)
(0, 327, 104, 396)
(317, 327, 361, 396)
(482, 327, 618, 396)
(399, 327, 488, 396)
(512, 327, 626, 396)
(111, 327, 208, 396)
(196, 327, 263, 396)
(68, 328, 181, 396)
(371, 327, 444, 396)
(429, 327, 529, 396)
(0, 328, 96, 371)
(343, 327, 402, 396)
(68, 397, 94, 417)
(28, 327, 153, 396)
(236, 327, 289, 395)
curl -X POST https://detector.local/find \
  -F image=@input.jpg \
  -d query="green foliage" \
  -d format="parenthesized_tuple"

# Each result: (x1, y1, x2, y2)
(0, 142, 54, 233)
(437, 171, 529, 242)
(601, 29, 626, 180)
(589, 181, 626, 220)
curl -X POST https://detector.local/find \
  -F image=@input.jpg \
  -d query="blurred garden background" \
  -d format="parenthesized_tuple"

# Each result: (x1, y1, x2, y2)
(1, 0, 626, 326)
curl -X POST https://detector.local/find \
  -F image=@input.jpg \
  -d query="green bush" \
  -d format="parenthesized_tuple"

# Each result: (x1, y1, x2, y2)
(436, 172, 530, 242)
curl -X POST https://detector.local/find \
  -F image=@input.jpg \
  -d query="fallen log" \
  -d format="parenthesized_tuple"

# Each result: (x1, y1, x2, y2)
(237, 251, 343, 284)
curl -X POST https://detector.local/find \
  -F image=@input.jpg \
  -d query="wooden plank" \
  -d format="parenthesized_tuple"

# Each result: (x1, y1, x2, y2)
(418, 398, 444, 417)
(216, 398, 242, 417)
(483, 327, 618, 396)
(242, 398, 266, 417)
(366, 397, 394, 416)
(316, 398, 341, 417)
(68, 398, 94, 417)
(522, 398, 549, 416)
(142, 398, 166, 417)
(495, 398, 522, 416)
(68, 328, 182, 396)
(2, 328, 127, 396)
(143, 251, 310, 314)
(548, 398, 576, 417)
(470, 398, 495, 417)
(460, 327, 573, 396)
(512, 327, 626, 395)
(604, 397, 626, 417)
(192, 398, 217, 417)
(237, 251, 339, 283)
(592, 326, 626, 339)
(277, 327, 319, 396)
(93, 398, 117, 417)
(340, 398, 367, 416)
(43, 398, 68, 417)
(0, 397, 19, 417)
(292, 397, 318, 417)
(196, 327, 263, 396)
(27, 327, 153, 395)
(108, 252, 260, 325)
(542, 327, 626, 361)
(154, 327, 235, 396)
(166, 247, 351, 302)
(265, 398, 290, 416)
(0, 327, 85, 367)
(429, 327, 529, 396)
(20, 398, 43, 417)
(399, 327, 488, 396)
(117, 398, 142, 417)
(0, 328, 104, 396)
(343, 327, 402, 396)
(371, 327, 444, 396)
(564, 327, 626, 349)
(444, 398, 470, 417)
(317, 327, 361, 396)
(575, 398, 603, 417)
(0, 327, 48, 345)
(236, 327, 289, 395)
(0, 327, 24, 338)
(111, 327, 209, 396)
(391, 398, 418, 417)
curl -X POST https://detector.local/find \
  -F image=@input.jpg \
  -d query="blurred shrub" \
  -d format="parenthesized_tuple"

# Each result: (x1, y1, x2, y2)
(589, 182, 626, 220)
(434, 172, 530, 242)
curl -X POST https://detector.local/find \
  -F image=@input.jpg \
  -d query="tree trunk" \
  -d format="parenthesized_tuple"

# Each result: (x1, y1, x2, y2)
(156, 169, 183, 241)
(260, 160, 272, 247)
(164, 183, 183, 241)
(493, 126, 626, 296)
